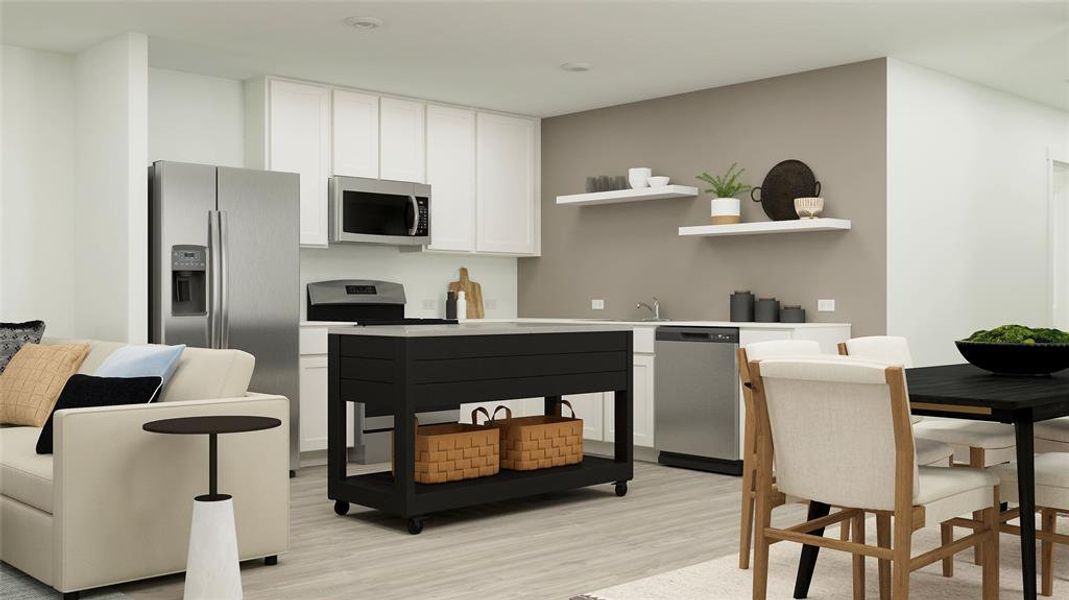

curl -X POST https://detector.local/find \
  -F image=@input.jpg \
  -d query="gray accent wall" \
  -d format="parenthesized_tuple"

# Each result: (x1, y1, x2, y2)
(518, 59, 887, 336)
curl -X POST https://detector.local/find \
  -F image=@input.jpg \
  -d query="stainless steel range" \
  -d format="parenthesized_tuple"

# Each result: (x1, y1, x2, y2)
(305, 279, 458, 463)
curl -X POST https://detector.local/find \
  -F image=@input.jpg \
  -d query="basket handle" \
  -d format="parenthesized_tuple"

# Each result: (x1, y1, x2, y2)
(559, 399, 577, 419)
(471, 406, 491, 425)
(491, 405, 513, 424)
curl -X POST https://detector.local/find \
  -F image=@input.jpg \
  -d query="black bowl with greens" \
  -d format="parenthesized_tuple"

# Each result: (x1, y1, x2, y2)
(956, 325, 1069, 376)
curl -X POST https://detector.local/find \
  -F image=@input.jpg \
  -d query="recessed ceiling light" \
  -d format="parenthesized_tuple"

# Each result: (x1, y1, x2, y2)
(560, 62, 592, 72)
(343, 16, 383, 30)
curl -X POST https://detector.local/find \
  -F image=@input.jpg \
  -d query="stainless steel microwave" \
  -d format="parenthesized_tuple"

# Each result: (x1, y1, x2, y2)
(329, 176, 430, 246)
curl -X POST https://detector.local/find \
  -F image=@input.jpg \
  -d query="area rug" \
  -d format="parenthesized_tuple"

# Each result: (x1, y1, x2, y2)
(0, 562, 127, 599)
(574, 522, 1067, 599)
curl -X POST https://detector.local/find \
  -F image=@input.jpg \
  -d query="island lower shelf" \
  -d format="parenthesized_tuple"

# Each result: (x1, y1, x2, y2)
(334, 456, 631, 516)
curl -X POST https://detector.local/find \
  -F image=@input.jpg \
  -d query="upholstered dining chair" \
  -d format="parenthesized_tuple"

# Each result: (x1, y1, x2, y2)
(990, 453, 1069, 597)
(737, 340, 824, 570)
(737, 340, 954, 571)
(749, 357, 1001, 600)
(842, 335, 1016, 566)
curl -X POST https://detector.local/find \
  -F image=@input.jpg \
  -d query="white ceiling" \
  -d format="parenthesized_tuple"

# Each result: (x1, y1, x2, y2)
(2, 1, 1067, 117)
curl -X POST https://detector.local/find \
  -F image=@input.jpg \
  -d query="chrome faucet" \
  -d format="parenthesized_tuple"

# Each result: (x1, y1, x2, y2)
(636, 297, 662, 321)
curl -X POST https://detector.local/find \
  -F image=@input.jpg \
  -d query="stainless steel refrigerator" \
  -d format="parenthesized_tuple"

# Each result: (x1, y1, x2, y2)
(149, 160, 300, 472)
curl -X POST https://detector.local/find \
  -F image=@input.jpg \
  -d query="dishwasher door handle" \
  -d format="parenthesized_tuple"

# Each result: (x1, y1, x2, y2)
(680, 331, 714, 340)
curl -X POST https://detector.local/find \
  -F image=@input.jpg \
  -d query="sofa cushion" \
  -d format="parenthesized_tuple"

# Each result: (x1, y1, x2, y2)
(43, 339, 254, 401)
(0, 426, 53, 513)
(94, 344, 185, 387)
(0, 320, 46, 374)
(0, 343, 90, 426)
(36, 374, 163, 454)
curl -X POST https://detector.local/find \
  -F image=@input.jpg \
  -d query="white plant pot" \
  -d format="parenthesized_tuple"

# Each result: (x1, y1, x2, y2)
(710, 197, 741, 225)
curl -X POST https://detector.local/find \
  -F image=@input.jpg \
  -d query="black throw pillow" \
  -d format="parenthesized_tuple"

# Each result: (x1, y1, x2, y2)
(0, 320, 46, 373)
(36, 374, 162, 454)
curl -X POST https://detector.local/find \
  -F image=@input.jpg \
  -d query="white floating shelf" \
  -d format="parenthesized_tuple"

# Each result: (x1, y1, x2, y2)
(678, 218, 852, 237)
(556, 185, 698, 206)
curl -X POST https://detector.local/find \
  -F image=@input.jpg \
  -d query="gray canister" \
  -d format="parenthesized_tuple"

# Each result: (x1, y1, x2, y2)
(780, 305, 806, 323)
(730, 290, 755, 322)
(755, 298, 781, 322)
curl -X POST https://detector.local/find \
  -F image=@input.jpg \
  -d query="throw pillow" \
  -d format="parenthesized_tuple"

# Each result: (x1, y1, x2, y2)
(94, 344, 186, 387)
(0, 320, 46, 373)
(36, 374, 162, 454)
(0, 343, 89, 426)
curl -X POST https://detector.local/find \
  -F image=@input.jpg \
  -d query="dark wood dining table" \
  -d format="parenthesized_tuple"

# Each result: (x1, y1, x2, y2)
(793, 363, 1069, 600)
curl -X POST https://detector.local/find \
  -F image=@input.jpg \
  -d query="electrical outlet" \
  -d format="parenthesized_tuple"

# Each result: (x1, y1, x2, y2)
(817, 299, 836, 312)
(591, 299, 605, 311)
(421, 299, 437, 311)
(485, 299, 498, 310)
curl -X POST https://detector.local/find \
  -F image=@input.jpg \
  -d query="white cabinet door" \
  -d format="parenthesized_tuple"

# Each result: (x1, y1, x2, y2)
(564, 392, 605, 441)
(476, 113, 538, 255)
(332, 90, 379, 178)
(380, 97, 425, 183)
(426, 105, 476, 252)
(605, 354, 656, 448)
(268, 79, 330, 247)
(299, 355, 354, 452)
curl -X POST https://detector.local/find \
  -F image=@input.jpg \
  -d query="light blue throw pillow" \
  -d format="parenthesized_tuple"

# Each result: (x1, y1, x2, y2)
(95, 344, 186, 388)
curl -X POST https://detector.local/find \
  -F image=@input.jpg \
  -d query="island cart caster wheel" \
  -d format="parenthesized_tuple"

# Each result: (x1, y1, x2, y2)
(407, 517, 425, 535)
(333, 500, 350, 516)
(615, 482, 628, 497)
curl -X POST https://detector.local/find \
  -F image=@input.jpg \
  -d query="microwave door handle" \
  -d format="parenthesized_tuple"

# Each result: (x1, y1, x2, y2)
(218, 210, 230, 349)
(407, 195, 419, 236)
(207, 210, 221, 348)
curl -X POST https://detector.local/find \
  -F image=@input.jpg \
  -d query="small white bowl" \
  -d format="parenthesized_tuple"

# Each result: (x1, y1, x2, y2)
(646, 176, 670, 187)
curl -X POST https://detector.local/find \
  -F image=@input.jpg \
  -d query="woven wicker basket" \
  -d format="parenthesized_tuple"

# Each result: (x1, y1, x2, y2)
(412, 408, 500, 484)
(491, 401, 583, 471)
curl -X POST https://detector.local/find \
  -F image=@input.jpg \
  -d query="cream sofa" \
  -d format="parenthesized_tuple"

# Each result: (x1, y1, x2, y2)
(0, 339, 289, 599)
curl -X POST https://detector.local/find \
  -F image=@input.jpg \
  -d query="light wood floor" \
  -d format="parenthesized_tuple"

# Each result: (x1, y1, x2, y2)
(120, 461, 806, 600)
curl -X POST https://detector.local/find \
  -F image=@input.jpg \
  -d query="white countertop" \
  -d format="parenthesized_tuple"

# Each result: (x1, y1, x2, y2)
(327, 322, 635, 337)
(303, 318, 850, 330)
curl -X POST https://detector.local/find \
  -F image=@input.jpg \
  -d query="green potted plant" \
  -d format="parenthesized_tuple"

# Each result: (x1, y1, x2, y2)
(697, 163, 752, 224)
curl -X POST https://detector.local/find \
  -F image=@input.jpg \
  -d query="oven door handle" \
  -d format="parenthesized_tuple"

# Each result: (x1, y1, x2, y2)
(407, 195, 419, 236)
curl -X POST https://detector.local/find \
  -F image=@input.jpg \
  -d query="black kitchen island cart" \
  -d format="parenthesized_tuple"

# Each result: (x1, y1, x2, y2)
(326, 323, 635, 534)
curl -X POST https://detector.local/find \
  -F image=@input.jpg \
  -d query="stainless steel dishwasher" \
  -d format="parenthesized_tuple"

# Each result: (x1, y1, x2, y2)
(654, 326, 742, 475)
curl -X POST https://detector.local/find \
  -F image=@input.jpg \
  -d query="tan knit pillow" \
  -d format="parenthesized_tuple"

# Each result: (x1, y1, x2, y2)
(0, 343, 89, 426)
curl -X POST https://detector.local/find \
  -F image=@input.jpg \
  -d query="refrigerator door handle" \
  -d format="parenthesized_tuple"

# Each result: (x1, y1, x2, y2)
(218, 210, 230, 349)
(207, 210, 223, 349)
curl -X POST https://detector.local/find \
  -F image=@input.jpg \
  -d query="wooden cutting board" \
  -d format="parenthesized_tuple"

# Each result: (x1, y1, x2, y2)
(447, 267, 484, 319)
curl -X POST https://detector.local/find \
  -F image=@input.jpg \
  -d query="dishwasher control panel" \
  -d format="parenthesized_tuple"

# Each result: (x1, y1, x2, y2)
(654, 326, 739, 343)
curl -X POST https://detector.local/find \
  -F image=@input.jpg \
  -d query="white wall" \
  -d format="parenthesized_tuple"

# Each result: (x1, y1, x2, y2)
(299, 246, 518, 320)
(0, 46, 78, 336)
(148, 68, 244, 167)
(73, 32, 148, 342)
(887, 59, 1069, 365)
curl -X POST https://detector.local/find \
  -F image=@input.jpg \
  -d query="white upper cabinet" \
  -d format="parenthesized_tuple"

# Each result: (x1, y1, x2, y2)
(476, 113, 539, 255)
(426, 105, 476, 252)
(379, 97, 425, 183)
(267, 79, 331, 247)
(332, 90, 379, 178)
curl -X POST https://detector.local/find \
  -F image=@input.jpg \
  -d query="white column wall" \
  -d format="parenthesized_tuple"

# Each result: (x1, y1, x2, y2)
(73, 32, 148, 342)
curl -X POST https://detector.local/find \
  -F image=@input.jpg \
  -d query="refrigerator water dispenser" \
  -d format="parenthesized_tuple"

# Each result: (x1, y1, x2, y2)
(171, 245, 206, 316)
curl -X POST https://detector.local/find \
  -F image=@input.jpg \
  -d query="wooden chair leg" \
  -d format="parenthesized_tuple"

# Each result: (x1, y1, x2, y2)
(1041, 508, 1056, 597)
(971, 447, 986, 565)
(876, 513, 891, 600)
(981, 487, 1000, 600)
(841, 519, 851, 541)
(940, 523, 955, 577)
(853, 512, 866, 600)
(892, 512, 912, 600)
(739, 459, 755, 569)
